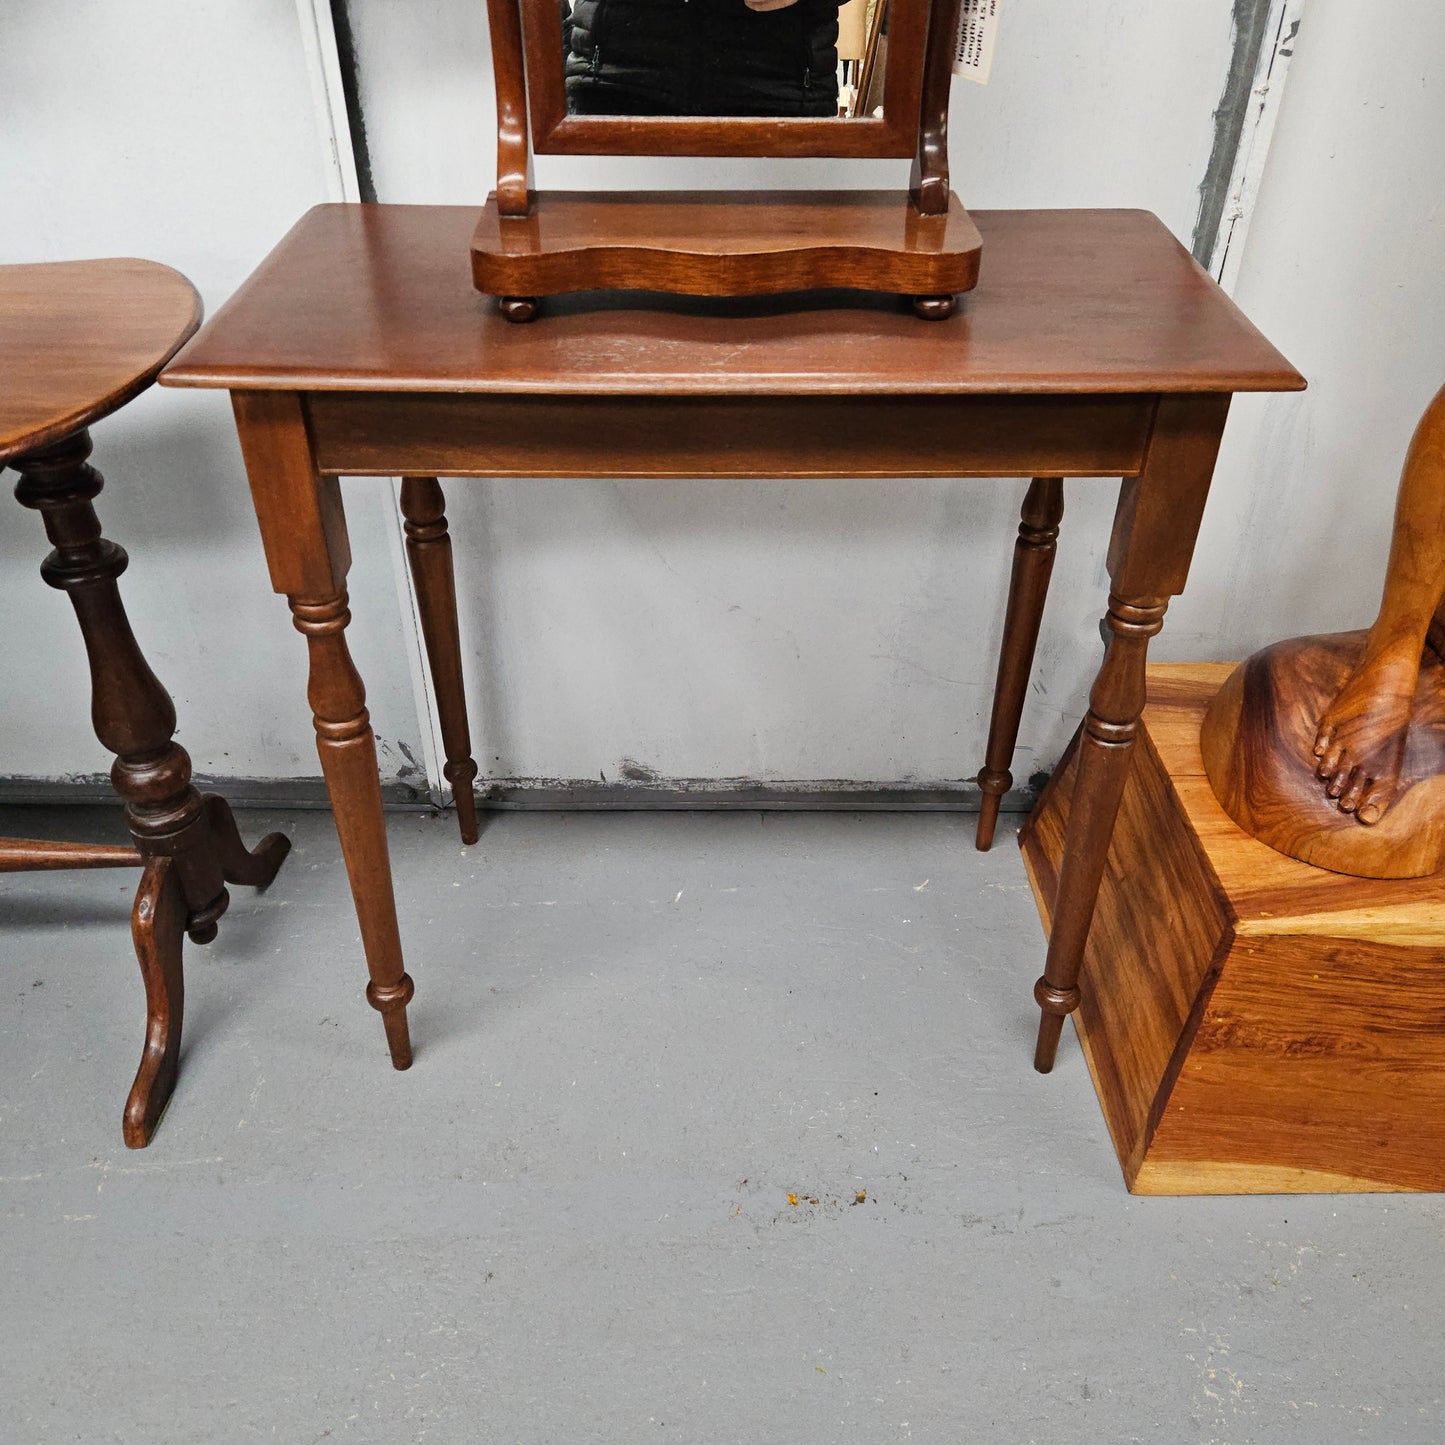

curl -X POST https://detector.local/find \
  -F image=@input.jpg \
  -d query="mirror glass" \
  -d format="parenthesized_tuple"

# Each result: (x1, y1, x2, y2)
(559, 0, 890, 119)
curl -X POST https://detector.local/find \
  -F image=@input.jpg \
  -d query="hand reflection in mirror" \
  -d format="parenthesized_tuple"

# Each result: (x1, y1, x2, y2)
(562, 0, 847, 118)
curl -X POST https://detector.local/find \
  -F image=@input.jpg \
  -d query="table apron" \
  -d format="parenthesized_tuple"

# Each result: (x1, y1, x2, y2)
(304, 391, 1158, 480)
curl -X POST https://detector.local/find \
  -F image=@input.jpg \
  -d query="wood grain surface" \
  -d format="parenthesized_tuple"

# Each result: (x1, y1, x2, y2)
(305, 393, 1156, 479)
(1148, 664, 1445, 920)
(1, 259, 201, 462)
(1023, 722, 1231, 1174)
(1202, 633, 1445, 878)
(161, 207, 1304, 397)
(469, 190, 982, 302)
(1201, 383, 1445, 878)
(1024, 662, 1445, 1194)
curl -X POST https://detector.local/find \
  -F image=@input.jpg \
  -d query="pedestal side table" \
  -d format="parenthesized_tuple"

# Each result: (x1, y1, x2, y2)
(1, 259, 290, 1146)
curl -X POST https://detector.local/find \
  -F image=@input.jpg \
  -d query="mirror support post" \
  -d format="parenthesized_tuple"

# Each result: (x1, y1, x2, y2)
(911, 0, 961, 215)
(488, 0, 535, 215)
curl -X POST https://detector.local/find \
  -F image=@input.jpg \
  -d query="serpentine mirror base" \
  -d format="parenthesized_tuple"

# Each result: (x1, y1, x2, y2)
(470, 189, 982, 319)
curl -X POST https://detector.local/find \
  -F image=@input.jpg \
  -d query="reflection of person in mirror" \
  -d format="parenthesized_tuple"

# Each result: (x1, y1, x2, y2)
(563, 0, 842, 117)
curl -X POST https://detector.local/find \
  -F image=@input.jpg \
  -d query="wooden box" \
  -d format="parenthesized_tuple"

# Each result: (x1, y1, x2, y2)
(1021, 663, 1445, 1194)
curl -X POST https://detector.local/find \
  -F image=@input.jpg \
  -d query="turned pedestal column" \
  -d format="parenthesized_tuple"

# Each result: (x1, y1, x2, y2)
(1, 259, 290, 1146)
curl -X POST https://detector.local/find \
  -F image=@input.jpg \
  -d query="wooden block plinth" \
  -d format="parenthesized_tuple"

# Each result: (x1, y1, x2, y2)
(1021, 663, 1445, 1195)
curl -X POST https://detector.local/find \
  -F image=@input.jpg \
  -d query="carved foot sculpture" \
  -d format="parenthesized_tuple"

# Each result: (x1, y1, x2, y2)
(1201, 382, 1445, 881)
(1311, 644, 1422, 823)
(1201, 631, 1445, 880)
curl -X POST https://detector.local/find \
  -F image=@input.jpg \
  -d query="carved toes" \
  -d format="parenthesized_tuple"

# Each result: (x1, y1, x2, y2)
(1317, 741, 1346, 782)
(1338, 769, 1370, 814)
(1317, 749, 1391, 825)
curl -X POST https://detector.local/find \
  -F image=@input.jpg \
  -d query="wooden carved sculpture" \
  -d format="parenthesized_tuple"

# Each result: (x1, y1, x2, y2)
(1201, 383, 1445, 879)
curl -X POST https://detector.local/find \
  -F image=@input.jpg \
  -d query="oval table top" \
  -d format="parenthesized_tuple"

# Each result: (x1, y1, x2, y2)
(0, 259, 202, 464)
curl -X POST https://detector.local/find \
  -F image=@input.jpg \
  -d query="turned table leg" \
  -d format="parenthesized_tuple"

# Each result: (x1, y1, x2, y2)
(11, 431, 289, 1144)
(1033, 592, 1166, 1069)
(233, 391, 414, 1068)
(1031, 395, 1230, 1072)
(977, 477, 1064, 851)
(399, 477, 480, 844)
(290, 592, 414, 1067)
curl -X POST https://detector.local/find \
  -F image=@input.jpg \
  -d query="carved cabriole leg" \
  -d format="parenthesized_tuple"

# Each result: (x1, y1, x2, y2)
(398, 477, 480, 844)
(233, 385, 414, 1068)
(13, 430, 289, 1145)
(125, 858, 186, 1147)
(202, 792, 290, 887)
(1032, 393, 1231, 1073)
(977, 476, 1065, 850)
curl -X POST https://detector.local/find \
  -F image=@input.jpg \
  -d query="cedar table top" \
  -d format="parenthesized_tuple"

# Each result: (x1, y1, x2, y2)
(1, 259, 202, 463)
(161, 205, 1303, 399)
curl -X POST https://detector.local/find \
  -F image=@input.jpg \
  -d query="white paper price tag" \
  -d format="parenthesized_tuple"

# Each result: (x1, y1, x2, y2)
(954, 0, 1002, 84)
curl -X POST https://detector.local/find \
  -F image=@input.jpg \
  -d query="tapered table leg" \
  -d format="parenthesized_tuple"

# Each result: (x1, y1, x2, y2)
(12, 431, 290, 1143)
(1033, 592, 1166, 1070)
(1030, 394, 1231, 1072)
(291, 592, 414, 1068)
(399, 476, 480, 844)
(977, 477, 1064, 850)
(233, 390, 414, 1068)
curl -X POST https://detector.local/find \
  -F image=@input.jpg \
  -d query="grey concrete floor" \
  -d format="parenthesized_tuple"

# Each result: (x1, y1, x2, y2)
(0, 803, 1441, 1443)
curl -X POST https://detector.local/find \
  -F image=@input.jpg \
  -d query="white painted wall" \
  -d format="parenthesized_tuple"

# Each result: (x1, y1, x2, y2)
(0, 0, 425, 790)
(1169, 0, 1445, 664)
(7, 1, 1437, 801)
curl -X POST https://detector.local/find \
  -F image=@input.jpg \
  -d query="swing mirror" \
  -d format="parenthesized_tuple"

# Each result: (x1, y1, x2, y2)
(519, 0, 931, 157)
(475, 0, 980, 319)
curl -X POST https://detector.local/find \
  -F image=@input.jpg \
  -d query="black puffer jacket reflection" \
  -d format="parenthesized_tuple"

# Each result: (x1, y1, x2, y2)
(564, 0, 840, 117)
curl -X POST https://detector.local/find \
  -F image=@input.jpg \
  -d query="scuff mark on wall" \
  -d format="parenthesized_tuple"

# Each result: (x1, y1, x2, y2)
(1193, 0, 1276, 267)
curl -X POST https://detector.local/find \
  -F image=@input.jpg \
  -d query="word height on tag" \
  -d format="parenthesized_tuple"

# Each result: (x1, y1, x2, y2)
(954, 0, 1002, 85)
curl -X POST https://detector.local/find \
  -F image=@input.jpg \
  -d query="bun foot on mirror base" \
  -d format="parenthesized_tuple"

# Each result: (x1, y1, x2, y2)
(499, 296, 540, 323)
(911, 294, 956, 320)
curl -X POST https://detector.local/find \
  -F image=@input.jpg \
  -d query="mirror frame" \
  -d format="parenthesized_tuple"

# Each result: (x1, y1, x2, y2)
(515, 0, 930, 158)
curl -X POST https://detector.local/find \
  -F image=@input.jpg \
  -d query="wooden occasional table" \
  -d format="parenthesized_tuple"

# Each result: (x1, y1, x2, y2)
(1, 260, 290, 1145)
(160, 205, 1303, 1077)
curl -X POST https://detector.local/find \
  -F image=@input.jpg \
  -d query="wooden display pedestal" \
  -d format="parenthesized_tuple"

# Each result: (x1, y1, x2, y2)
(1021, 663, 1445, 1195)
